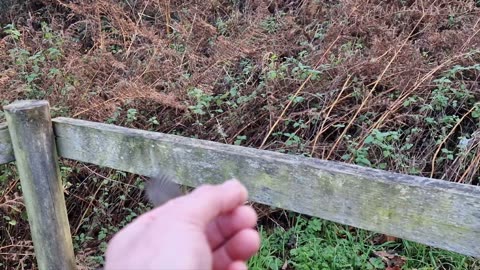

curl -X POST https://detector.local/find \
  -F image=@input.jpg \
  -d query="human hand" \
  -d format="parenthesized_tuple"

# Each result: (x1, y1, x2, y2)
(104, 179, 260, 270)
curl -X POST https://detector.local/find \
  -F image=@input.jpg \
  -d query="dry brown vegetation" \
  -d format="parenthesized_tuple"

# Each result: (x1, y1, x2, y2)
(1, 0, 480, 269)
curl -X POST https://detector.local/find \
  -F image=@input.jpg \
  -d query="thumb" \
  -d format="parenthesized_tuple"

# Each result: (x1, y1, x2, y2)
(175, 179, 249, 227)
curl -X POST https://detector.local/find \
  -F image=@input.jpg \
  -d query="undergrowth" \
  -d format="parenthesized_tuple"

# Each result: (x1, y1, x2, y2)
(250, 214, 478, 270)
(1, 0, 480, 269)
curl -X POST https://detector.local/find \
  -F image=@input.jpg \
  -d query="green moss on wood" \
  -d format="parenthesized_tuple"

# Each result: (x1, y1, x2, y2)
(52, 117, 480, 258)
(4, 101, 76, 270)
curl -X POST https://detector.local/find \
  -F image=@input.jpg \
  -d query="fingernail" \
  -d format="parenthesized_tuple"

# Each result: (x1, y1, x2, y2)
(223, 179, 248, 196)
(223, 178, 241, 187)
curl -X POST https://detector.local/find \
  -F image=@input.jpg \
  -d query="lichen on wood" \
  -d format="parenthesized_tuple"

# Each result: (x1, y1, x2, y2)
(4, 101, 76, 270)
(52, 117, 480, 258)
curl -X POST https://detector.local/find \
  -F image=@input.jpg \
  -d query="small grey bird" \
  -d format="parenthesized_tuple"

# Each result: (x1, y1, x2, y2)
(144, 173, 183, 207)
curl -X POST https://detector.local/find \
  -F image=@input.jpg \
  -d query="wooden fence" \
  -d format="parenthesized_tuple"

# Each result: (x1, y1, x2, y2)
(1, 100, 479, 270)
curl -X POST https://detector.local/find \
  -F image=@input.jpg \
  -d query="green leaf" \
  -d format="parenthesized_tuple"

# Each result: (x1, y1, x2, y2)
(355, 156, 371, 167)
(267, 70, 277, 80)
(26, 73, 38, 83)
(472, 104, 480, 118)
(234, 135, 247, 145)
(401, 143, 414, 151)
(98, 230, 107, 240)
(364, 135, 374, 144)
(425, 117, 435, 124)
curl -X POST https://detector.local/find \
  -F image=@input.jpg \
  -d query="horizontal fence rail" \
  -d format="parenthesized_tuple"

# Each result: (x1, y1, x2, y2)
(53, 117, 480, 257)
(1, 116, 480, 258)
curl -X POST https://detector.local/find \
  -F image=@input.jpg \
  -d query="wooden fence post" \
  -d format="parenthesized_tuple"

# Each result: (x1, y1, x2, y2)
(4, 100, 76, 270)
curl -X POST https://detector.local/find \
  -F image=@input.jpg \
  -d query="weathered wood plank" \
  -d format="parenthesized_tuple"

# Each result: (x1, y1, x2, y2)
(0, 122, 14, 164)
(52, 117, 480, 258)
(4, 101, 76, 270)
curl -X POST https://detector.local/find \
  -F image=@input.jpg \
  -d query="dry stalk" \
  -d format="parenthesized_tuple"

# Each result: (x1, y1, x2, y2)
(330, 12, 426, 161)
(259, 33, 343, 149)
(429, 104, 477, 178)
(311, 75, 352, 157)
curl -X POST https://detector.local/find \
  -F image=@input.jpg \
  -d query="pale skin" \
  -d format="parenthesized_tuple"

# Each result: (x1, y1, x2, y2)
(104, 179, 261, 270)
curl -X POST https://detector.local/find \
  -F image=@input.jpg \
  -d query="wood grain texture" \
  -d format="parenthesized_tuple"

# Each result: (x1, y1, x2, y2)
(4, 101, 76, 270)
(0, 122, 14, 164)
(52, 117, 480, 258)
